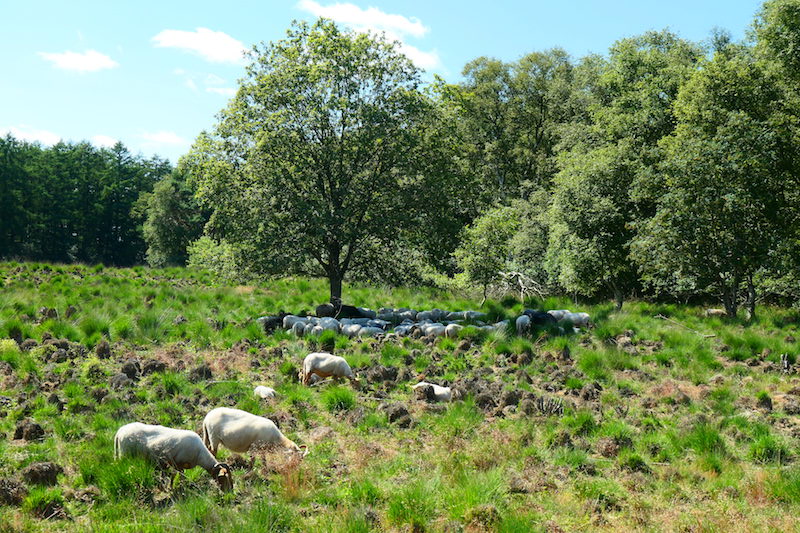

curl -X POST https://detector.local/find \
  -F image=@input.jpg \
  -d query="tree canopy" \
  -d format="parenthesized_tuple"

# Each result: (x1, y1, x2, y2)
(185, 19, 436, 301)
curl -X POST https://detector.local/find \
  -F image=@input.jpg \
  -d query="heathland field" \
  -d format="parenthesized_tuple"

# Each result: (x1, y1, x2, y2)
(2, 262, 800, 531)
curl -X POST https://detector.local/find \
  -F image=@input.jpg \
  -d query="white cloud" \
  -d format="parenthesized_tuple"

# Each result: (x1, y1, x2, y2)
(0, 125, 61, 145)
(152, 28, 247, 64)
(38, 49, 118, 72)
(298, 0, 428, 38)
(91, 135, 118, 148)
(186, 78, 198, 92)
(205, 73, 226, 85)
(296, 1, 440, 70)
(399, 43, 440, 71)
(140, 131, 188, 146)
(206, 87, 237, 96)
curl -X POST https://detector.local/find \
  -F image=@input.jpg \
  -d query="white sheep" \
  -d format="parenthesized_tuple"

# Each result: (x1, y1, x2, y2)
(253, 386, 276, 399)
(202, 407, 307, 457)
(563, 312, 590, 328)
(445, 323, 463, 338)
(516, 315, 531, 336)
(410, 381, 453, 402)
(547, 310, 570, 321)
(114, 422, 233, 491)
(301, 352, 356, 386)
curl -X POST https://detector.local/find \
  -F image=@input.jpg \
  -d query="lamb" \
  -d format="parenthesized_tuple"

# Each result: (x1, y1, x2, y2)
(410, 381, 453, 402)
(253, 386, 276, 399)
(113, 422, 233, 491)
(202, 407, 307, 456)
(300, 352, 357, 386)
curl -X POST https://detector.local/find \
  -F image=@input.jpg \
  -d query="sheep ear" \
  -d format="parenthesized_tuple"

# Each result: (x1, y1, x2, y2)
(217, 467, 228, 477)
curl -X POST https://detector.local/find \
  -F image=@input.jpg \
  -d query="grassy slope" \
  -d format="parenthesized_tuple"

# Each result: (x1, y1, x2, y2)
(1, 261, 800, 531)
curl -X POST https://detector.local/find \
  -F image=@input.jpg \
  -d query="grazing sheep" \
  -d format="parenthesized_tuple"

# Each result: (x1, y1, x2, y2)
(301, 352, 356, 386)
(253, 386, 276, 399)
(445, 323, 463, 338)
(357, 326, 384, 338)
(202, 407, 306, 456)
(705, 308, 727, 318)
(563, 312, 590, 328)
(523, 310, 558, 326)
(546, 309, 590, 328)
(420, 323, 446, 337)
(547, 310, 570, 321)
(283, 315, 306, 330)
(516, 315, 531, 336)
(114, 422, 233, 492)
(410, 381, 453, 402)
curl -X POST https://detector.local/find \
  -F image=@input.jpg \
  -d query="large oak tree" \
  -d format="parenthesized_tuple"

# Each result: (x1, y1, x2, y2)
(185, 19, 433, 301)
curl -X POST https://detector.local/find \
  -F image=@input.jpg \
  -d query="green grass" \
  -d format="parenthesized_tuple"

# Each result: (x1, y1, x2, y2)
(2, 261, 800, 531)
(321, 386, 356, 411)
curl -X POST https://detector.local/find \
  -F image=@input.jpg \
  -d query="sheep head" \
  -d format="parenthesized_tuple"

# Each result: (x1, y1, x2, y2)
(212, 462, 234, 492)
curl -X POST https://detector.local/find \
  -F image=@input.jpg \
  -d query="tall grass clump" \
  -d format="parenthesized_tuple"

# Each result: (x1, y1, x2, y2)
(79, 454, 158, 499)
(322, 386, 356, 412)
(387, 478, 439, 531)
(238, 501, 297, 531)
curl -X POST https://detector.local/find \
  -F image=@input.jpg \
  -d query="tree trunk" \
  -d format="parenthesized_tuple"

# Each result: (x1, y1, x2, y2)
(327, 241, 343, 303)
(609, 281, 624, 311)
(746, 274, 757, 322)
(328, 270, 343, 303)
(722, 285, 738, 319)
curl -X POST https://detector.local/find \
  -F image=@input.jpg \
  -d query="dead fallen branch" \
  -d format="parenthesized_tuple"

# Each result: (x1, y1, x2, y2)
(654, 314, 716, 338)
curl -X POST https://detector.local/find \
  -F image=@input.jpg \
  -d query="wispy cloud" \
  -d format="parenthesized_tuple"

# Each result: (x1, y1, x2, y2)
(297, 0, 440, 70)
(91, 135, 118, 148)
(38, 49, 119, 72)
(205, 73, 226, 86)
(152, 28, 247, 64)
(140, 131, 188, 146)
(298, 0, 428, 38)
(1, 125, 61, 145)
(206, 87, 237, 96)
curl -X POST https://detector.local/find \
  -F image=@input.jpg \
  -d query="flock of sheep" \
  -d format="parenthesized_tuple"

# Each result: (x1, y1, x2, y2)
(261, 306, 591, 339)
(115, 307, 592, 491)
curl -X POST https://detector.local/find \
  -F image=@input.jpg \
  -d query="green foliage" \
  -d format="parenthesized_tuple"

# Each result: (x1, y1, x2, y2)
(0, 137, 170, 265)
(453, 206, 520, 298)
(184, 19, 433, 300)
(142, 170, 208, 268)
(187, 236, 240, 282)
(632, 45, 798, 316)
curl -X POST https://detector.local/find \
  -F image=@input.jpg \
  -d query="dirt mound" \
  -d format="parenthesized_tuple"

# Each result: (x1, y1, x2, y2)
(0, 478, 27, 506)
(22, 462, 63, 486)
(188, 363, 213, 382)
(14, 419, 45, 441)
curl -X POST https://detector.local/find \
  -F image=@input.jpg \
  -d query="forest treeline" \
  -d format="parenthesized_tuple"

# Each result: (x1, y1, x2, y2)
(0, 139, 170, 265)
(2, 0, 799, 317)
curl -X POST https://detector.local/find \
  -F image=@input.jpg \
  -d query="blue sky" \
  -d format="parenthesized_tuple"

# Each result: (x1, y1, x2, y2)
(0, 0, 764, 163)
